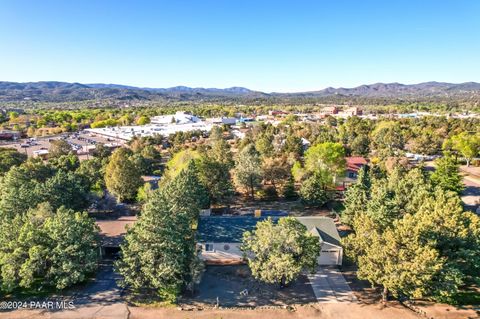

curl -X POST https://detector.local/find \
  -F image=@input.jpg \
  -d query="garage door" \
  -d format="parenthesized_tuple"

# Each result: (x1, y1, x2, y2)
(318, 250, 339, 265)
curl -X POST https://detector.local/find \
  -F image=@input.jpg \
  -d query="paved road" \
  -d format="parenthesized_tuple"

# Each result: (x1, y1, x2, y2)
(307, 267, 357, 303)
(462, 176, 480, 213)
(54, 261, 128, 319)
(69, 261, 123, 306)
(427, 161, 480, 213)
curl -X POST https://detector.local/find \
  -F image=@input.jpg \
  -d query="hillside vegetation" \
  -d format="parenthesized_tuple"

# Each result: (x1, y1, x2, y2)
(1, 81, 479, 111)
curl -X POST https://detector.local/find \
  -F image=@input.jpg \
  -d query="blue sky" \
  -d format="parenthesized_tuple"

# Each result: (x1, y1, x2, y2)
(1, 0, 479, 92)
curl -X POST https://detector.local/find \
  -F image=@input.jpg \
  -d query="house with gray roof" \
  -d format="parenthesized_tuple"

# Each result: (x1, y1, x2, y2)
(197, 216, 343, 266)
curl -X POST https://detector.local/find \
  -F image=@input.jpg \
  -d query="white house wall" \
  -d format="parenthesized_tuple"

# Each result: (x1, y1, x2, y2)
(199, 242, 244, 264)
(199, 242, 343, 266)
(319, 242, 343, 266)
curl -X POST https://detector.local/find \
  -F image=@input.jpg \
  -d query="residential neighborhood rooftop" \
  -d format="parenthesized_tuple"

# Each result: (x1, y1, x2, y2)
(346, 156, 368, 172)
(96, 215, 137, 247)
(197, 216, 341, 246)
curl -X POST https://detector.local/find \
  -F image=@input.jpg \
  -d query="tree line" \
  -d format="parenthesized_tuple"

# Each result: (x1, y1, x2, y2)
(343, 164, 480, 302)
(0, 112, 479, 301)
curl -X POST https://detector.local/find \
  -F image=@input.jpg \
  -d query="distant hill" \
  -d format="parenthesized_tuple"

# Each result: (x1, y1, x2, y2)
(0, 81, 479, 106)
(275, 82, 480, 98)
(0, 81, 268, 103)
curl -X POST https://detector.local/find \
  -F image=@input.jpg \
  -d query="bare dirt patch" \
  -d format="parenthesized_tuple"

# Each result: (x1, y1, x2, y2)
(341, 265, 479, 319)
(228, 198, 333, 216)
(180, 265, 317, 307)
(412, 301, 479, 319)
(341, 265, 382, 304)
(128, 302, 424, 319)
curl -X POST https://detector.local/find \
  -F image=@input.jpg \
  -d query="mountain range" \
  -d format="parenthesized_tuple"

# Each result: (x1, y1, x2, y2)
(1, 81, 479, 104)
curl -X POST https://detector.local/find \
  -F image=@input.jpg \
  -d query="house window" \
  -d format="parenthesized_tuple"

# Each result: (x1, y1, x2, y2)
(205, 243, 214, 252)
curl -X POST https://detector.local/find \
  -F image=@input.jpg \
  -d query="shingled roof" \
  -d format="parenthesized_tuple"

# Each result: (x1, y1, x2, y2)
(197, 216, 341, 247)
(295, 217, 342, 247)
(96, 216, 137, 247)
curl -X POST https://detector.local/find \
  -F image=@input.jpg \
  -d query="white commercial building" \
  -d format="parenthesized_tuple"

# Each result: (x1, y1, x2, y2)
(206, 117, 237, 125)
(150, 111, 201, 125)
(86, 112, 213, 141)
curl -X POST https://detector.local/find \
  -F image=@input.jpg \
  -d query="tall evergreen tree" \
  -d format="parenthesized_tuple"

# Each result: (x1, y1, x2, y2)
(209, 127, 234, 168)
(282, 175, 298, 200)
(283, 133, 304, 158)
(346, 213, 444, 301)
(116, 164, 206, 301)
(0, 164, 89, 218)
(115, 194, 193, 301)
(163, 161, 210, 212)
(342, 166, 371, 225)
(196, 157, 233, 204)
(255, 132, 275, 158)
(76, 157, 107, 191)
(37, 170, 90, 212)
(430, 155, 464, 194)
(299, 173, 330, 207)
(234, 144, 263, 199)
(415, 190, 480, 290)
(344, 168, 480, 302)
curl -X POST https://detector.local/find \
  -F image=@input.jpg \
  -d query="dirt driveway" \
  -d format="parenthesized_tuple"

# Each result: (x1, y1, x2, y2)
(181, 265, 316, 307)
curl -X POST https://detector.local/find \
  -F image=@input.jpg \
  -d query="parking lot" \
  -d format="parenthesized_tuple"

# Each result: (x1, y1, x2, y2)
(0, 131, 125, 159)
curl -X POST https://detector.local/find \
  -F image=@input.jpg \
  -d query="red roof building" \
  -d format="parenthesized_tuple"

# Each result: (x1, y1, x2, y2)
(346, 156, 368, 178)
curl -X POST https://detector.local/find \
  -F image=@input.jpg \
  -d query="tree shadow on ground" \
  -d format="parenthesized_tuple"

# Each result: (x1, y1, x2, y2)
(180, 265, 317, 308)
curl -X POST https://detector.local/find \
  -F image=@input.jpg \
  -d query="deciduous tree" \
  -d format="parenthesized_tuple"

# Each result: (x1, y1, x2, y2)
(371, 121, 405, 158)
(48, 139, 73, 158)
(105, 148, 142, 202)
(0, 148, 27, 175)
(303, 142, 346, 186)
(48, 154, 80, 172)
(447, 132, 480, 167)
(0, 203, 99, 292)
